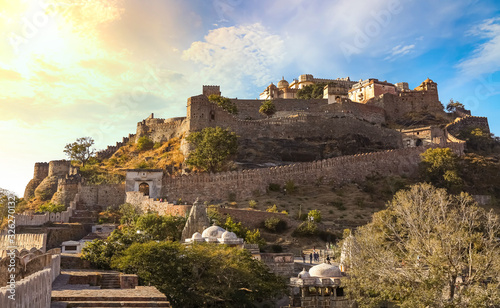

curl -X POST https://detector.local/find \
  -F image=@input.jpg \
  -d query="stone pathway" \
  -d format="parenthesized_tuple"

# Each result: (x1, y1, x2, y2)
(51, 271, 170, 307)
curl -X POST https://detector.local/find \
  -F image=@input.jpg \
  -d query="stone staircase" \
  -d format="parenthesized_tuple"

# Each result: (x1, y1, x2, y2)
(100, 274, 121, 289)
(69, 199, 99, 224)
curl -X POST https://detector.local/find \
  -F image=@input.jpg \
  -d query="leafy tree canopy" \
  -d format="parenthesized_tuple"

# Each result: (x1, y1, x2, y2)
(345, 183, 500, 308)
(297, 83, 326, 99)
(420, 147, 462, 191)
(63, 136, 95, 167)
(112, 241, 287, 307)
(446, 99, 465, 112)
(259, 100, 276, 117)
(208, 94, 238, 114)
(136, 136, 154, 151)
(186, 127, 238, 173)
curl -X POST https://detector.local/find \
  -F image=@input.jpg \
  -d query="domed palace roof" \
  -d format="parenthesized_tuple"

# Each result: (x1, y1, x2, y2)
(191, 232, 202, 240)
(309, 263, 342, 277)
(298, 268, 310, 278)
(221, 231, 237, 239)
(424, 78, 434, 83)
(201, 225, 226, 238)
(277, 76, 289, 89)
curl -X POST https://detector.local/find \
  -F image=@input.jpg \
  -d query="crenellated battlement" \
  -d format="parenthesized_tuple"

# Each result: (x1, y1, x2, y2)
(48, 160, 71, 177)
(34, 162, 49, 180)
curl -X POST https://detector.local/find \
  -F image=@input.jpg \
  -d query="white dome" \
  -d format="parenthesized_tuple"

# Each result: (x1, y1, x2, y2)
(309, 263, 341, 277)
(201, 226, 226, 238)
(221, 231, 237, 239)
(298, 268, 310, 278)
(192, 232, 202, 240)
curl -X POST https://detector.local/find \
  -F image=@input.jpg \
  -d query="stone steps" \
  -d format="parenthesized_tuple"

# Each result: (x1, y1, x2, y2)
(100, 274, 121, 289)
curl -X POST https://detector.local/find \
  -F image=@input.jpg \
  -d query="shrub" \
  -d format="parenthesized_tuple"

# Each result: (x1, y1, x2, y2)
(135, 161, 149, 169)
(248, 200, 257, 209)
(307, 209, 322, 223)
(153, 142, 162, 150)
(292, 221, 318, 237)
(137, 136, 154, 151)
(331, 200, 346, 211)
(245, 229, 266, 248)
(266, 204, 278, 213)
(266, 244, 283, 253)
(264, 217, 287, 233)
(208, 94, 238, 114)
(284, 180, 296, 194)
(268, 183, 281, 192)
(36, 202, 66, 213)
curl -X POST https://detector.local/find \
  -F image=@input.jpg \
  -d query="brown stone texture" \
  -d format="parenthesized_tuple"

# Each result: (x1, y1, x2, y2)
(79, 184, 125, 209)
(163, 146, 441, 203)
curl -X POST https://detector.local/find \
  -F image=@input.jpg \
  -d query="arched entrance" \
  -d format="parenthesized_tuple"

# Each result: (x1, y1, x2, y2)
(139, 182, 150, 196)
(416, 139, 423, 146)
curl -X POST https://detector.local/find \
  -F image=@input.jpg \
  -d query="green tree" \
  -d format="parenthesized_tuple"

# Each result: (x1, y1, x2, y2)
(63, 137, 95, 167)
(345, 183, 500, 307)
(297, 83, 326, 99)
(136, 136, 154, 151)
(119, 203, 142, 226)
(208, 94, 238, 114)
(420, 147, 462, 190)
(186, 127, 238, 173)
(112, 241, 287, 307)
(259, 100, 276, 117)
(135, 213, 186, 242)
(446, 99, 465, 112)
(0, 189, 23, 227)
(245, 229, 266, 248)
(223, 215, 247, 238)
(36, 202, 66, 213)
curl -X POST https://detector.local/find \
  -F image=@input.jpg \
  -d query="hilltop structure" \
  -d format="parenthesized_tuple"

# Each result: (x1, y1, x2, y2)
(21, 75, 490, 223)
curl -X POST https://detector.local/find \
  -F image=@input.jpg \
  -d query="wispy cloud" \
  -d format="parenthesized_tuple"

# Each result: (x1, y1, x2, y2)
(384, 44, 415, 60)
(457, 18, 500, 77)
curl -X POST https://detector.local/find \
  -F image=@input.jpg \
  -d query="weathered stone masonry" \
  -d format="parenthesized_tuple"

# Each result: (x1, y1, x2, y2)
(162, 144, 464, 203)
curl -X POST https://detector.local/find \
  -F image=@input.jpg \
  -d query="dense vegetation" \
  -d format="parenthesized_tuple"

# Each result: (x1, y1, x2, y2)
(297, 83, 326, 99)
(208, 94, 238, 114)
(186, 126, 238, 173)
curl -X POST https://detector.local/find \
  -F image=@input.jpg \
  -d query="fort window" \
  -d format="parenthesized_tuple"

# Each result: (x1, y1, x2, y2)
(336, 287, 344, 297)
(416, 139, 423, 146)
(210, 110, 215, 121)
(139, 182, 150, 196)
(65, 245, 77, 251)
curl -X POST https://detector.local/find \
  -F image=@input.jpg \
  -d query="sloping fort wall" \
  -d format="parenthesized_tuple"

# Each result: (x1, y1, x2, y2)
(163, 144, 464, 202)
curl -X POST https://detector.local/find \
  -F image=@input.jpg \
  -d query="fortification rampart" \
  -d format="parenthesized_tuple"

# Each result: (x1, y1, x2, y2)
(34, 162, 49, 180)
(96, 133, 136, 159)
(0, 233, 47, 252)
(217, 208, 293, 229)
(188, 97, 401, 145)
(48, 160, 71, 177)
(446, 115, 490, 136)
(79, 184, 125, 210)
(126, 192, 191, 217)
(0, 249, 60, 307)
(136, 116, 188, 143)
(163, 145, 463, 202)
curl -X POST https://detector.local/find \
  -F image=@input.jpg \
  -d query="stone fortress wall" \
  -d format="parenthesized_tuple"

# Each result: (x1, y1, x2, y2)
(125, 192, 191, 216)
(0, 233, 47, 252)
(162, 144, 464, 203)
(96, 133, 137, 159)
(187, 95, 401, 145)
(0, 244, 61, 308)
(446, 115, 490, 136)
(135, 113, 189, 143)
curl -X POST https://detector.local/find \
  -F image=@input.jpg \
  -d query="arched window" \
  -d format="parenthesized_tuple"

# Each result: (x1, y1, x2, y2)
(139, 182, 150, 196)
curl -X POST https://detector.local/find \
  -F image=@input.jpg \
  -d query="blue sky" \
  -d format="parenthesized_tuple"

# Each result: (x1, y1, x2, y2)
(1, 0, 500, 196)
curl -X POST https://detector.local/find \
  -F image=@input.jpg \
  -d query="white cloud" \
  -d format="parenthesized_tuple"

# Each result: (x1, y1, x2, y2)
(182, 23, 286, 96)
(458, 18, 500, 77)
(384, 44, 415, 60)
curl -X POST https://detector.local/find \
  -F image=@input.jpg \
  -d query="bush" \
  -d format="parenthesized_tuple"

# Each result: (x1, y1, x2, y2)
(265, 244, 283, 253)
(36, 202, 66, 213)
(264, 217, 287, 233)
(307, 209, 322, 223)
(284, 180, 296, 194)
(292, 221, 318, 237)
(137, 136, 154, 151)
(135, 161, 149, 169)
(208, 95, 238, 114)
(266, 204, 278, 213)
(296, 213, 308, 221)
(153, 142, 162, 150)
(248, 200, 257, 209)
(245, 229, 266, 248)
(268, 183, 281, 192)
